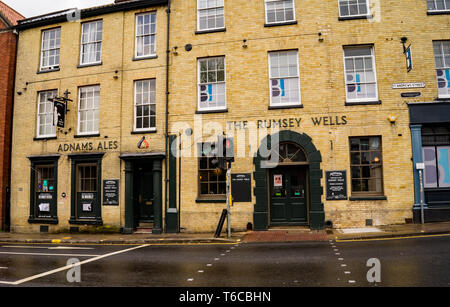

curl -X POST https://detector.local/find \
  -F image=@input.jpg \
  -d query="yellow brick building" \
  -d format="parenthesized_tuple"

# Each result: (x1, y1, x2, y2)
(9, 0, 450, 233)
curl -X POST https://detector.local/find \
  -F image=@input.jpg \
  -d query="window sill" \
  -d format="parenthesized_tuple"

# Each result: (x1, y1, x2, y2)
(196, 198, 226, 203)
(345, 100, 381, 106)
(34, 136, 57, 141)
(349, 196, 387, 201)
(131, 129, 157, 134)
(28, 218, 58, 225)
(268, 104, 303, 110)
(74, 133, 100, 138)
(264, 20, 297, 27)
(338, 14, 373, 21)
(427, 10, 450, 15)
(37, 68, 60, 74)
(195, 27, 226, 35)
(77, 62, 102, 69)
(195, 108, 228, 114)
(133, 55, 158, 61)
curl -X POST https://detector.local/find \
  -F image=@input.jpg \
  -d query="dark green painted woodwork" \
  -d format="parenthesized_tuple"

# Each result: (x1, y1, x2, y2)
(152, 159, 163, 234)
(253, 130, 324, 230)
(123, 161, 134, 234)
(166, 134, 179, 233)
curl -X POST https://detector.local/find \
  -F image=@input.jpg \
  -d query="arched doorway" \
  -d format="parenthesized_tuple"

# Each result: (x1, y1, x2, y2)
(253, 130, 324, 230)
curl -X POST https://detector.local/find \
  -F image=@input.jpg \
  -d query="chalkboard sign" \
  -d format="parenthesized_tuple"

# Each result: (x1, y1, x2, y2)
(103, 179, 119, 205)
(231, 173, 252, 203)
(326, 171, 347, 200)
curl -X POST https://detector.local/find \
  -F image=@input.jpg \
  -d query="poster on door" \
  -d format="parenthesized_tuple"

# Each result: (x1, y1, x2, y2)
(274, 174, 283, 187)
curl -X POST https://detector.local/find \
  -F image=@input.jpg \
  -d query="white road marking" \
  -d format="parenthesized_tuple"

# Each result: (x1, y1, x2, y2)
(341, 264, 347, 267)
(48, 246, 94, 250)
(187, 278, 194, 282)
(0, 251, 99, 257)
(198, 270, 204, 273)
(206, 264, 212, 267)
(2, 246, 94, 250)
(0, 267, 7, 270)
(220, 254, 225, 256)
(338, 258, 344, 261)
(344, 271, 351, 274)
(0, 244, 149, 285)
(349, 280, 356, 283)
(214, 258, 220, 261)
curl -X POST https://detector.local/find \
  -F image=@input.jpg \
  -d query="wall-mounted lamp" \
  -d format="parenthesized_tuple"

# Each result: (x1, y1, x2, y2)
(172, 46, 178, 55)
(388, 114, 397, 124)
(17, 91, 22, 95)
(242, 39, 248, 48)
(318, 32, 324, 42)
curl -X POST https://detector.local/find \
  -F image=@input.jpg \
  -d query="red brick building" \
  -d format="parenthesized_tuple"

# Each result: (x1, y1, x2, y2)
(0, 1, 23, 230)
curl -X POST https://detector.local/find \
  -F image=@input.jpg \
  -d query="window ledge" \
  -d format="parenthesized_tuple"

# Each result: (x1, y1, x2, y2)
(77, 62, 102, 69)
(34, 136, 57, 141)
(338, 14, 373, 21)
(74, 133, 100, 138)
(196, 198, 226, 203)
(133, 55, 158, 61)
(264, 20, 297, 27)
(28, 218, 58, 225)
(268, 104, 303, 110)
(345, 100, 381, 106)
(131, 129, 157, 134)
(37, 68, 60, 74)
(427, 10, 450, 15)
(349, 196, 387, 201)
(195, 27, 226, 35)
(195, 108, 228, 114)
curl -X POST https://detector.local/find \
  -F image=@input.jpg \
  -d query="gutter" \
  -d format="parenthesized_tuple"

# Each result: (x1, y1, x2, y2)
(164, 0, 171, 232)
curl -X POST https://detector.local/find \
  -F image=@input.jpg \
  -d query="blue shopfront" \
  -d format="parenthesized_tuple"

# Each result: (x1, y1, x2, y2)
(409, 101, 450, 222)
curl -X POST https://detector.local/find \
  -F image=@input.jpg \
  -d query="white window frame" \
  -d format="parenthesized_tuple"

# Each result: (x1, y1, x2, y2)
(134, 79, 157, 132)
(40, 28, 61, 71)
(427, 0, 450, 12)
(268, 50, 302, 107)
(36, 90, 58, 138)
(338, 0, 371, 18)
(197, 0, 225, 32)
(434, 40, 450, 99)
(77, 85, 100, 136)
(343, 45, 379, 103)
(80, 20, 103, 66)
(197, 56, 227, 112)
(265, 0, 296, 25)
(135, 12, 157, 59)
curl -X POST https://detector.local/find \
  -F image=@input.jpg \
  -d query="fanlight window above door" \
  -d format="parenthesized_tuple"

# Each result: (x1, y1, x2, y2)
(270, 142, 307, 163)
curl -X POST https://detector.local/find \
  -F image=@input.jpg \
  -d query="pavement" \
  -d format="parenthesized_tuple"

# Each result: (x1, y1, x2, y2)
(0, 222, 449, 244)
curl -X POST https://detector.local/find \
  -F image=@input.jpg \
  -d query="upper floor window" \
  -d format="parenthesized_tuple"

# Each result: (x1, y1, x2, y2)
(36, 90, 57, 138)
(80, 20, 103, 65)
(343, 45, 378, 103)
(269, 50, 301, 107)
(265, 0, 296, 24)
(427, 0, 450, 12)
(198, 56, 226, 111)
(433, 41, 450, 98)
(134, 79, 156, 131)
(135, 12, 157, 58)
(197, 0, 224, 32)
(78, 85, 100, 135)
(40, 28, 61, 71)
(338, 0, 370, 18)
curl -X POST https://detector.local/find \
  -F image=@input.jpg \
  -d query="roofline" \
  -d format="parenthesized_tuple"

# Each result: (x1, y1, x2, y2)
(15, 0, 168, 31)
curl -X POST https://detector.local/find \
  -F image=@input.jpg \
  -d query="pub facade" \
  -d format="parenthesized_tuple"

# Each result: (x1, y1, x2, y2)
(9, 0, 450, 233)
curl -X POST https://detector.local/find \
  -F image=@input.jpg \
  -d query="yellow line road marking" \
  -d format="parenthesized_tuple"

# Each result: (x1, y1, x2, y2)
(335, 233, 450, 242)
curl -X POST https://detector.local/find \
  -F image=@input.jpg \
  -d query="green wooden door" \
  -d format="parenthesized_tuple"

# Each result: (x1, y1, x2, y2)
(133, 163, 154, 225)
(270, 166, 307, 225)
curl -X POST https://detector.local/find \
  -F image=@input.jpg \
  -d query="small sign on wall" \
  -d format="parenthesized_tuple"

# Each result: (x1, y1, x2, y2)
(326, 171, 348, 200)
(103, 179, 119, 205)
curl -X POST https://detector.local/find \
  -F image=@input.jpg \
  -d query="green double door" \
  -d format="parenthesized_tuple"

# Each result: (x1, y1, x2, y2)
(269, 166, 308, 225)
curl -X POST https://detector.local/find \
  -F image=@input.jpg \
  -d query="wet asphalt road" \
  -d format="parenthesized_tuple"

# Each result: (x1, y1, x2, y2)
(0, 235, 449, 287)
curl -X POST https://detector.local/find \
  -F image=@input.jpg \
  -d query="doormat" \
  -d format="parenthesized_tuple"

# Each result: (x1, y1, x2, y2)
(339, 227, 382, 234)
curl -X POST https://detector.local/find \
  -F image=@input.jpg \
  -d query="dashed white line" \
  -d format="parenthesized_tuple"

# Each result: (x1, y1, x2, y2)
(349, 280, 356, 284)
(344, 271, 351, 274)
(341, 264, 347, 267)
(206, 264, 212, 267)
(198, 270, 204, 273)
(187, 278, 194, 282)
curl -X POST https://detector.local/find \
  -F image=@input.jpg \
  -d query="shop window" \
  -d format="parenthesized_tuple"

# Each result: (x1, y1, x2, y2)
(197, 0, 225, 32)
(349, 136, 384, 195)
(80, 20, 103, 65)
(265, 0, 296, 24)
(433, 41, 450, 98)
(135, 12, 156, 58)
(198, 142, 226, 198)
(36, 90, 57, 138)
(134, 79, 156, 131)
(40, 27, 61, 71)
(198, 56, 226, 111)
(422, 126, 450, 188)
(343, 45, 378, 103)
(269, 50, 301, 107)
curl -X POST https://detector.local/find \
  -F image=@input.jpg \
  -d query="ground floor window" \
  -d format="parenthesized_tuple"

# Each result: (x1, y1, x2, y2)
(28, 156, 59, 224)
(349, 136, 384, 195)
(198, 142, 226, 199)
(422, 126, 450, 188)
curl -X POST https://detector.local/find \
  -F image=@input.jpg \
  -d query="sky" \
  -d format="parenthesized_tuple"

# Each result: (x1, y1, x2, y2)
(2, 0, 115, 18)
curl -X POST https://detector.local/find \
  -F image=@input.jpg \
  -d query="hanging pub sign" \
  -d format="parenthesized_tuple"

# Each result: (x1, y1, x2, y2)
(53, 100, 66, 128)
